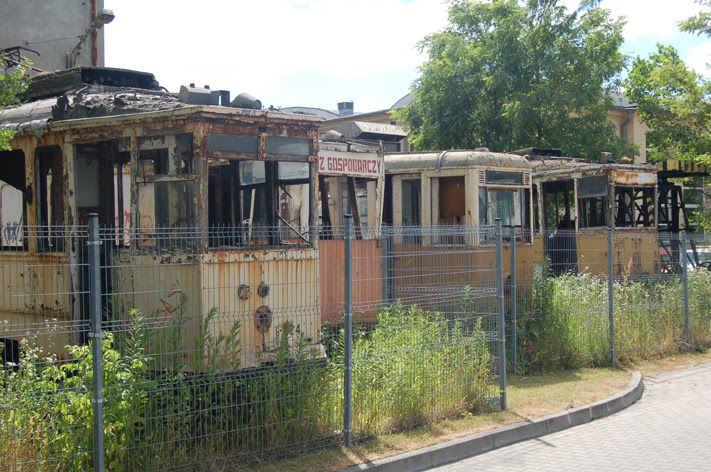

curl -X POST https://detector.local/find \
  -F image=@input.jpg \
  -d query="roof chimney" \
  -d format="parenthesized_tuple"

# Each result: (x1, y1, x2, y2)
(338, 101, 354, 117)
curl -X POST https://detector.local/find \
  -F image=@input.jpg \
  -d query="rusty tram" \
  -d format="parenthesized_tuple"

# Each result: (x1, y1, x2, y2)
(522, 148, 661, 276)
(0, 68, 702, 366)
(381, 149, 536, 309)
(0, 68, 327, 368)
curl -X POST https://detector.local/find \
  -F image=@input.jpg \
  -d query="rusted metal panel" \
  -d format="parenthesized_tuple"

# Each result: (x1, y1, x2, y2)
(390, 242, 534, 311)
(612, 170, 656, 186)
(319, 239, 383, 325)
(202, 248, 322, 369)
(565, 230, 660, 276)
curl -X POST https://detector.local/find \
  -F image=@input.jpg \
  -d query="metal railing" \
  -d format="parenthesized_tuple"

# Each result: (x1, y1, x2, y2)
(1, 217, 709, 470)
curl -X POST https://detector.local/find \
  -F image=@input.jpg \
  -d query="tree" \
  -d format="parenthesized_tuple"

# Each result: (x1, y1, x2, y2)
(625, 44, 711, 163)
(394, 0, 633, 160)
(0, 48, 28, 150)
(679, 0, 711, 37)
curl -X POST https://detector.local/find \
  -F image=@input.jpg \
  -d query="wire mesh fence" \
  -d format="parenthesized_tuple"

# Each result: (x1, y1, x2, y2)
(1, 220, 710, 470)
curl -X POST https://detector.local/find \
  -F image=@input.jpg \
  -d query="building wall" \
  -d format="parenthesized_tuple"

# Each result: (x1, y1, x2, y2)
(608, 107, 649, 164)
(320, 110, 411, 151)
(0, 0, 106, 73)
(327, 104, 647, 162)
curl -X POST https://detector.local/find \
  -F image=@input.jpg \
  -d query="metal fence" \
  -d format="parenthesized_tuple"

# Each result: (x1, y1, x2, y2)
(1, 218, 710, 471)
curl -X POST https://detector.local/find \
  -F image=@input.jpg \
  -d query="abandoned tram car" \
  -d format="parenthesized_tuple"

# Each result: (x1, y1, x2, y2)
(0, 68, 325, 367)
(382, 149, 535, 307)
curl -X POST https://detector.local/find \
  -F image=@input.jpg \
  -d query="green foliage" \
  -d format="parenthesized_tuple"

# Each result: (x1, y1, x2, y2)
(349, 302, 493, 437)
(625, 44, 711, 163)
(0, 318, 150, 471)
(0, 49, 28, 150)
(394, 0, 633, 160)
(518, 260, 609, 372)
(679, 0, 711, 37)
(0, 298, 340, 470)
(519, 264, 711, 373)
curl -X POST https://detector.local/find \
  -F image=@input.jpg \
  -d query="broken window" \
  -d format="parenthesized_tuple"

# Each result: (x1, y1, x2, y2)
(208, 159, 313, 247)
(0, 150, 26, 248)
(577, 175, 608, 228)
(319, 175, 378, 240)
(540, 180, 575, 231)
(437, 176, 465, 225)
(277, 161, 310, 243)
(36, 146, 64, 251)
(614, 186, 655, 228)
(578, 197, 607, 228)
(401, 178, 421, 226)
(135, 135, 197, 247)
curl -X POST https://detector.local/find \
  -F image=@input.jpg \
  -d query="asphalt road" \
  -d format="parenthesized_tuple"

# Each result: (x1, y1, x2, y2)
(429, 363, 711, 472)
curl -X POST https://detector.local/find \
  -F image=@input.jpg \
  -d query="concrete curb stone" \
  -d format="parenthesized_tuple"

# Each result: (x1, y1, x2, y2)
(342, 371, 644, 472)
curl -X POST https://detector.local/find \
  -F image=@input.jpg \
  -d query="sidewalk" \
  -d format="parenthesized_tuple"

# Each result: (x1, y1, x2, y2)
(343, 371, 644, 472)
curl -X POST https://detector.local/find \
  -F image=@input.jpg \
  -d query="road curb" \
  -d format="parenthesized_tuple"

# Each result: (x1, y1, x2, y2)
(342, 371, 644, 472)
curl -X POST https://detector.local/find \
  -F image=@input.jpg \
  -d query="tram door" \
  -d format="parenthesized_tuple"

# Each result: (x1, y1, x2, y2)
(75, 143, 122, 332)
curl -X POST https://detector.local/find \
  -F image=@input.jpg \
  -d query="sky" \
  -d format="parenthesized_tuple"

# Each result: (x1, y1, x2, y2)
(103, 0, 711, 114)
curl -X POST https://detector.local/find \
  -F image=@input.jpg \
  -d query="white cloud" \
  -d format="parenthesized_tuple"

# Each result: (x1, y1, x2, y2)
(105, 0, 448, 96)
(686, 42, 711, 78)
(104, 0, 710, 110)
(599, 0, 702, 41)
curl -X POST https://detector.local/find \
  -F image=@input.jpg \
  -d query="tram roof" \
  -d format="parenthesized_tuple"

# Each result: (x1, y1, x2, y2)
(384, 150, 531, 172)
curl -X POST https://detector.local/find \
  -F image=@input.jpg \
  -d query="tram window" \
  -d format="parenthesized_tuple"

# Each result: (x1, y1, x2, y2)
(209, 160, 312, 247)
(0, 150, 26, 248)
(579, 197, 607, 228)
(614, 186, 654, 228)
(340, 181, 369, 225)
(438, 176, 465, 225)
(278, 162, 310, 243)
(577, 175, 608, 229)
(138, 149, 168, 177)
(402, 179, 421, 226)
(154, 181, 196, 228)
(479, 188, 523, 227)
(135, 141, 198, 247)
(485, 171, 524, 186)
(36, 146, 65, 252)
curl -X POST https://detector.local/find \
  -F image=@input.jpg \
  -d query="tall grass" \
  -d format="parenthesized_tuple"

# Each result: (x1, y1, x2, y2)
(518, 263, 711, 373)
(0, 298, 495, 470)
(348, 303, 493, 438)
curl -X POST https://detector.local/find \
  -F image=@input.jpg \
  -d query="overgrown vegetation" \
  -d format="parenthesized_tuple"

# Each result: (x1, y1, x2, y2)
(0, 299, 494, 470)
(517, 261, 711, 372)
(348, 303, 494, 438)
(4, 267, 706, 470)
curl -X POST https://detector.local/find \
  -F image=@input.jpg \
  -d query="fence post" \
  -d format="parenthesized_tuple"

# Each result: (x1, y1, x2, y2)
(495, 219, 507, 411)
(682, 230, 690, 347)
(510, 226, 517, 374)
(607, 228, 615, 369)
(381, 224, 391, 304)
(344, 214, 353, 447)
(88, 215, 105, 471)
